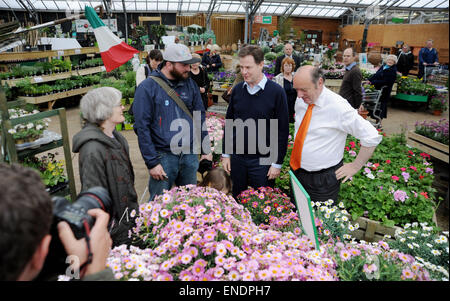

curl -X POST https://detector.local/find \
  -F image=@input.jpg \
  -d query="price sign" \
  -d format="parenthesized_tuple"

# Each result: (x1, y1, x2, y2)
(33, 76, 44, 83)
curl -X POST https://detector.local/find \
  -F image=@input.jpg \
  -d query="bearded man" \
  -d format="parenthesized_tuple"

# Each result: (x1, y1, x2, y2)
(133, 43, 212, 201)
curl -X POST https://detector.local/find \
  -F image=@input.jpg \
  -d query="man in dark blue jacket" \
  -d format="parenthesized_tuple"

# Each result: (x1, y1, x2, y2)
(222, 45, 289, 198)
(133, 43, 212, 201)
(418, 39, 439, 80)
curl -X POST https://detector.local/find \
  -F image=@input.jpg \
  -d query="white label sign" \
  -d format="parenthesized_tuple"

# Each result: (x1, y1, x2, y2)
(33, 76, 43, 83)
(57, 50, 64, 56)
(75, 19, 118, 33)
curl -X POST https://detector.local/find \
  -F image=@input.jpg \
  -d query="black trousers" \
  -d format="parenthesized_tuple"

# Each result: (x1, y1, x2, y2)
(293, 160, 343, 202)
(230, 155, 275, 199)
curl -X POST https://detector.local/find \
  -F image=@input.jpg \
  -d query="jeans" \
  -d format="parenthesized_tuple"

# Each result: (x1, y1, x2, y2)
(148, 151, 199, 202)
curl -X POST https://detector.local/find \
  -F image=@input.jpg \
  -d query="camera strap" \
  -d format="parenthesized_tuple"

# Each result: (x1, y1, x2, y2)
(79, 220, 93, 277)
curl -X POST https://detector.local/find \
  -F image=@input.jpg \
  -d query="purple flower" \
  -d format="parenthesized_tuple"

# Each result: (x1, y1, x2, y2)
(393, 190, 408, 202)
(425, 167, 434, 174)
(401, 172, 410, 182)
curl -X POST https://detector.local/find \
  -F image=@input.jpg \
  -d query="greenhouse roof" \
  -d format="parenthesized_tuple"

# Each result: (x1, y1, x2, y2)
(0, 0, 448, 19)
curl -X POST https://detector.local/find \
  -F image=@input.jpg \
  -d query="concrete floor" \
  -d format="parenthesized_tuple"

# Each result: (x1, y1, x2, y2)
(45, 96, 449, 230)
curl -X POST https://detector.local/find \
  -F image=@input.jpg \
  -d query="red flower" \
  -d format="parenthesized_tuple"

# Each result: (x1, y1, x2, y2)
(391, 175, 400, 181)
(274, 203, 279, 208)
(349, 141, 356, 149)
(345, 146, 350, 151)
(408, 150, 414, 156)
(420, 192, 429, 199)
(420, 152, 430, 159)
(419, 175, 424, 180)
(386, 159, 391, 164)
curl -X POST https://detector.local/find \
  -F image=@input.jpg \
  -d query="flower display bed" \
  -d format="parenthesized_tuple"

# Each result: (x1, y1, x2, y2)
(407, 131, 449, 163)
(340, 132, 438, 228)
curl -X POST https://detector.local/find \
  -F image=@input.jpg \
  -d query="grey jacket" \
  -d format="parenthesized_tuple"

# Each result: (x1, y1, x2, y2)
(72, 123, 138, 247)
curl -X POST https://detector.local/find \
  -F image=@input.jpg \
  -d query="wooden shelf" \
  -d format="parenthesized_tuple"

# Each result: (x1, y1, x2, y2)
(0, 47, 99, 62)
(17, 139, 63, 160)
(1, 66, 106, 87)
(19, 85, 95, 110)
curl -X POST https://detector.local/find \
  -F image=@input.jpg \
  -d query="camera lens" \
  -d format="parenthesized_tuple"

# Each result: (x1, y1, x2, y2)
(74, 186, 112, 215)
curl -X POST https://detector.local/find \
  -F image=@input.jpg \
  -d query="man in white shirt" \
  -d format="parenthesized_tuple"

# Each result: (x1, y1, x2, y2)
(291, 65, 382, 201)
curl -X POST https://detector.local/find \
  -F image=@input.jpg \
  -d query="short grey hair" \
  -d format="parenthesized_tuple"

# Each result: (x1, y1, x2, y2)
(311, 67, 325, 86)
(80, 87, 122, 124)
(385, 54, 398, 64)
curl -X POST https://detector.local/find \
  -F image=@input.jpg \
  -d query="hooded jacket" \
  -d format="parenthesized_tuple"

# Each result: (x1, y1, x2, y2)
(72, 122, 138, 247)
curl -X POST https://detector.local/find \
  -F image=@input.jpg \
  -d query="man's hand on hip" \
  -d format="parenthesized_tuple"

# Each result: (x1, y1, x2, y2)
(335, 162, 360, 183)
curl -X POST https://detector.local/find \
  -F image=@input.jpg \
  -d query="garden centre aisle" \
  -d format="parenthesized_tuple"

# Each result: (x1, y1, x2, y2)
(45, 102, 449, 231)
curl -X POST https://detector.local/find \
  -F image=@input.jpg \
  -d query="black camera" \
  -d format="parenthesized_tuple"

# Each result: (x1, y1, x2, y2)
(35, 187, 112, 281)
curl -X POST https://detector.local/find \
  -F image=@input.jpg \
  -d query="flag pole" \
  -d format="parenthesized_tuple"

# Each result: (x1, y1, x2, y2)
(0, 5, 104, 41)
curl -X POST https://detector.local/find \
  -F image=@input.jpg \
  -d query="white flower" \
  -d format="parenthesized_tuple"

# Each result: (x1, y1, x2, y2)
(26, 123, 34, 129)
(411, 230, 418, 235)
(404, 223, 411, 229)
(341, 216, 348, 222)
(426, 243, 433, 248)
(348, 224, 355, 231)
(8, 129, 16, 134)
(412, 222, 418, 227)
(384, 234, 391, 239)
(366, 173, 375, 179)
(407, 243, 414, 249)
(324, 213, 331, 219)
(354, 223, 359, 230)
(36, 124, 43, 130)
(338, 201, 345, 208)
(407, 236, 416, 240)
(431, 250, 441, 256)
(334, 217, 340, 222)
(343, 234, 352, 240)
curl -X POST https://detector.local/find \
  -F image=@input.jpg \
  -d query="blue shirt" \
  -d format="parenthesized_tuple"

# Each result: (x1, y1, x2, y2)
(243, 75, 268, 95)
(346, 62, 357, 71)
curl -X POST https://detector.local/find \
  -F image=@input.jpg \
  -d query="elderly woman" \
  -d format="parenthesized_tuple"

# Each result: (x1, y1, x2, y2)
(273, 57, 296, 123)
(190, 53, 210, 110)
(202, 44, 223, 73)
(368, 54, 398, 126)
(72, 87, 139, 247)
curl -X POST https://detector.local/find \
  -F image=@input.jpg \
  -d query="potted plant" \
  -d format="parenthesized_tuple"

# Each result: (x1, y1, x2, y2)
(429, 93, 448, 116)
(21, 152, 68, 193)
(7, 108, 50, 144)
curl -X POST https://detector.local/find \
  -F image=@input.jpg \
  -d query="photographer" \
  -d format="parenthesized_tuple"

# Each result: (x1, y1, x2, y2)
(0, 163, 113, 281)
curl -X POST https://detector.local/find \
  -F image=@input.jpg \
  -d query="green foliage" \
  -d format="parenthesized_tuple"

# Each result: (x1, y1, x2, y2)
(397, 77, 437, 96)
(261, 46, 271, 54)
(22, 152, 67, 187)
(274, 123, 295, 194)
(264, 52, 277, 62)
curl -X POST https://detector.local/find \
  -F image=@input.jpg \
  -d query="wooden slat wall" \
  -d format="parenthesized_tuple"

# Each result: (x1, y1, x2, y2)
(176, 15, 244, 46)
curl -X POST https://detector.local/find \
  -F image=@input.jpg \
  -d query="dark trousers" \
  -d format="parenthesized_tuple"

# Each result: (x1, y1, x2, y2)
(230, 155, 275, 199)
(293, 160, 343, 202)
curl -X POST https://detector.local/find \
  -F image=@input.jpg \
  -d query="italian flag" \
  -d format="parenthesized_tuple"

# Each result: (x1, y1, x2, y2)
(85, 6, 138, 72)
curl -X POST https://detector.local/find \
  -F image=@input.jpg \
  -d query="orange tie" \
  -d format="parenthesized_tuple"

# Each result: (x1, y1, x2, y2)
(290, 104, 315, 171)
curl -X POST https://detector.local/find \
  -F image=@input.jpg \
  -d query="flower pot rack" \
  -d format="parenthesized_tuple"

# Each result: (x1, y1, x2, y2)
(0, 95, 77, 201)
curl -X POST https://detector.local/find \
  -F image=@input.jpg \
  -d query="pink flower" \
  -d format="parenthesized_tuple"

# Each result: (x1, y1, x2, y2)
(409, 166, 417, 172)
(391, 175, 399, 181)
(191, 264, 205, 276)
(400, 167, 406, 172)
(402, 268, 414, 279)
(339, 250, 351, 261)
(386, 159, 391, 164)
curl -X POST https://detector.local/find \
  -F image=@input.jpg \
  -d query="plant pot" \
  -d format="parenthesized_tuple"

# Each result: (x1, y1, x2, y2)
(358, 110, 369, 119)
(433, 110, 442, 116)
